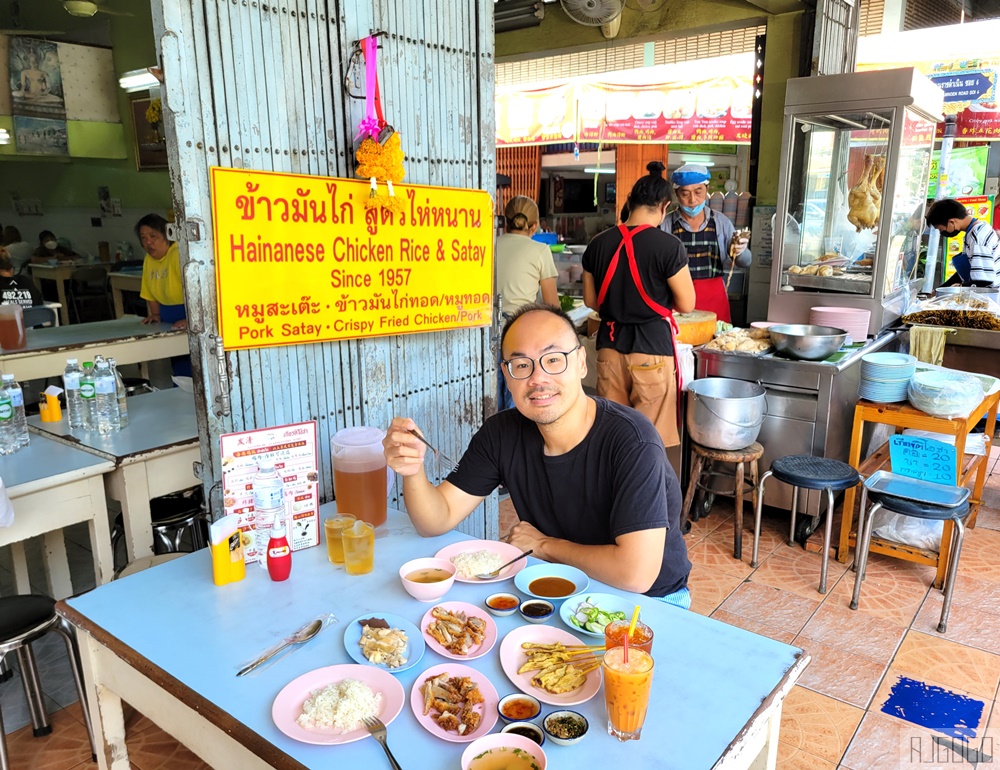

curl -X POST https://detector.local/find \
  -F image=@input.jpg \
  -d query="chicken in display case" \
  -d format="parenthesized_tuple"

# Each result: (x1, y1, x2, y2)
(768, 68, 943, 336)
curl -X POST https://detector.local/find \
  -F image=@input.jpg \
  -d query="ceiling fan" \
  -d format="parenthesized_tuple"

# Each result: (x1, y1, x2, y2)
(61, 0, 133, 17)
(0, 0, 65, 36)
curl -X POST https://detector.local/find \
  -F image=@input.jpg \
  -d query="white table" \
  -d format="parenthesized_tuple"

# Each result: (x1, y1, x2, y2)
(29, 262, 111, 326)
(29, 388, 200, 562)
(0, 434, 115, 598)
(0, 316, 188, 381)
(60, 507, 808, 770)
(108, 271, 143, 319)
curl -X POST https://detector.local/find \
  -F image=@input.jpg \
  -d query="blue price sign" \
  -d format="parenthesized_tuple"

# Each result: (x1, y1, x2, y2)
(888, 435, 957, 486)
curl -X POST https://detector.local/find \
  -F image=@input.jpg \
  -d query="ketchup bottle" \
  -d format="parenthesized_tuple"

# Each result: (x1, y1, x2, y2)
(266, 516, 292, 582)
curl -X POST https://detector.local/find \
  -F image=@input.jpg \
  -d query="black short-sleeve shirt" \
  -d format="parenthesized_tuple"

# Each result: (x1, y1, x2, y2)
(582, 226, 688, 356)
(446, 398, 690, 597)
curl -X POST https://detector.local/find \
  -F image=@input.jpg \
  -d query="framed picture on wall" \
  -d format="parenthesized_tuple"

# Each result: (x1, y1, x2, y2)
(130, 97, 168, 171)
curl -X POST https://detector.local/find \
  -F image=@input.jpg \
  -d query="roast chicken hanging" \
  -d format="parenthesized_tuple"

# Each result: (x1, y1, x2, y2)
(847, 154, 886, 233)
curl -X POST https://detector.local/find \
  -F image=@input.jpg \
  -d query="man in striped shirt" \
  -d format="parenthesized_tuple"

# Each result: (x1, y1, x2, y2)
(926, 198, 1000, 287)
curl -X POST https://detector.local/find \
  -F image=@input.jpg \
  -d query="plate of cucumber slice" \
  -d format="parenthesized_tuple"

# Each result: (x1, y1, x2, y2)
(558, 593, 633, 638)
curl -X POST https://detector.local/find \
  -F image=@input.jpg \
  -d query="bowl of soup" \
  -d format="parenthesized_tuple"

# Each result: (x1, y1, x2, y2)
(514, 564, 589, 601)
(461, 732, 547, 770)
(399, 557, 457, 602)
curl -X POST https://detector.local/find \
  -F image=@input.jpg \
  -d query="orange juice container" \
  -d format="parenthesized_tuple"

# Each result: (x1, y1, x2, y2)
(210, 514, 246, 586)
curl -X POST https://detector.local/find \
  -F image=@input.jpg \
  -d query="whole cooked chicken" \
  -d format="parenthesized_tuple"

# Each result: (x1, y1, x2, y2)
(847, 154, 879, 232)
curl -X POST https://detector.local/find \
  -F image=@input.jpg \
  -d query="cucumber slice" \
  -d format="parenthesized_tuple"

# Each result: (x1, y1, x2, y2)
(585, 620, 606, 633)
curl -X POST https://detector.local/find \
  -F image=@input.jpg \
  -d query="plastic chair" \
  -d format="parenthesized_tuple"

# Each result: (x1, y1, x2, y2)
(751, 455, 862, 594)
(21, 305, 58, 329)
(69, 267, 111, 323)
(0, 595, 96, 770)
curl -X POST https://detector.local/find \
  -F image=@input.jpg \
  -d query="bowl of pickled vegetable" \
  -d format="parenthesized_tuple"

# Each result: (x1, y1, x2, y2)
(542, 710, 588, 746)
(558, 593, 632, 637)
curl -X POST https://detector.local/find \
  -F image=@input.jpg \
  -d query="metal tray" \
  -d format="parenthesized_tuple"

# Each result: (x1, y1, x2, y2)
(785, 273, 872, 295)
(863, 469, 969, 507)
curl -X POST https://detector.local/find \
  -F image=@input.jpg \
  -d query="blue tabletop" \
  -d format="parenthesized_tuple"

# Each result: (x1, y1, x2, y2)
(65, 509, 804, 769)
(13, 316, 179, 355)
(0, 432, 113, 489)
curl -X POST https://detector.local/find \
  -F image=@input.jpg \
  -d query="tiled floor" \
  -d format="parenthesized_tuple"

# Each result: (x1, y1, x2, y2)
(6, 448, 1000, 769)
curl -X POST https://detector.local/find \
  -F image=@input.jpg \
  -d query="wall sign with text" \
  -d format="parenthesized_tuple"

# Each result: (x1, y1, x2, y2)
(210, 167, 495, 350)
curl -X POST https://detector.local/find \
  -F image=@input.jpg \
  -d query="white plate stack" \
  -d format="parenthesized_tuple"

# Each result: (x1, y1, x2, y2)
(859, 352, 917, 403)
(809, 307, 872, 343)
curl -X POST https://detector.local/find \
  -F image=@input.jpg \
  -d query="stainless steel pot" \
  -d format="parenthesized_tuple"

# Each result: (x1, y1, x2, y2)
(769, 324, 847, 361)
(686, 377, 766, 450)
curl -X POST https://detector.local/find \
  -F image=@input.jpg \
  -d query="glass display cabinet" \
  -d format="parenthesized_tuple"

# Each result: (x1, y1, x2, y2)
(767, 68, 943, 335)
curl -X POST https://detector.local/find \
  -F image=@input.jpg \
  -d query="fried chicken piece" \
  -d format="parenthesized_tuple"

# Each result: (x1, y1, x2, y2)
(460, 707, 481, 731)
(434, 712, 460, 732)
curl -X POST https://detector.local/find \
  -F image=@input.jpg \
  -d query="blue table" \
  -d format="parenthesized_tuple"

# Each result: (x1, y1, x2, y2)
(60, 507, 807, 770)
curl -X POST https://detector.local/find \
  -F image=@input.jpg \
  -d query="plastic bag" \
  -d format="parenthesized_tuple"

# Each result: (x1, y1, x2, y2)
(902, 429, 988, 456)
(870, 508, 943, 551)
(907, 370, 984, 418)
(902, 289, 1000, 331)
(676, 343, 695, 391)
(0, 476, 13, 528)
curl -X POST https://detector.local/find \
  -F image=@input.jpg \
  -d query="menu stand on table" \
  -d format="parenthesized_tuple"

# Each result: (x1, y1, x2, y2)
(836, 391, 999, 588)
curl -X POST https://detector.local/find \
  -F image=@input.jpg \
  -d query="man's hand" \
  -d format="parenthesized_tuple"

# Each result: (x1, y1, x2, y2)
(507, 520, 550, 560)
(383, 417, 427, 477)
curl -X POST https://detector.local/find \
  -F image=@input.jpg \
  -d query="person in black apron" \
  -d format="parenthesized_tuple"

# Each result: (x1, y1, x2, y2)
(582, 161, 695, 448)
(136, 214, 191, 377)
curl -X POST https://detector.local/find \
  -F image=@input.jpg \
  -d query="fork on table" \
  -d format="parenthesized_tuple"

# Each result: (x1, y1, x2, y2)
(361, 715, 403, 769)
(407, 429, 458, 475)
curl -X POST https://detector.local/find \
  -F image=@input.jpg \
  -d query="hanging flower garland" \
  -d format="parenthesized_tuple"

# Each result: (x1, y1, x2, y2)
(353, 35, 406, 212)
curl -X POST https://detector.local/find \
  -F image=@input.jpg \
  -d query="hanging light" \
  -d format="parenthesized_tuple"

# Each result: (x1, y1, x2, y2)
(118, 67, 160, 93)
(0, 128, 10, 145)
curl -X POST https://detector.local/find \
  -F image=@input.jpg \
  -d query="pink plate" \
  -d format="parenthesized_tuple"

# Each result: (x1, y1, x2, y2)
(421, 601, 498, 661)
(409, 662, 500, 743)
(499, 625, 602, 707)
(271, 664, 405, 745)
(434, 540, 529, 583)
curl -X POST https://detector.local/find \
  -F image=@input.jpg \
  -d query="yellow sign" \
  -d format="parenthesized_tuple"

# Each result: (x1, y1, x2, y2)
(209, 167, 495, 350)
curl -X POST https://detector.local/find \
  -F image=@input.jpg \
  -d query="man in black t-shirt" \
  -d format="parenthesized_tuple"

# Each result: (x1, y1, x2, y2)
(0, 254, 43, 308)
(384, 304, 691, 603)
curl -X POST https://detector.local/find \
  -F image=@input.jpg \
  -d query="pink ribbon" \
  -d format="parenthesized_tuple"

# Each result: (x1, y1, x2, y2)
(355, 37, 381, 141)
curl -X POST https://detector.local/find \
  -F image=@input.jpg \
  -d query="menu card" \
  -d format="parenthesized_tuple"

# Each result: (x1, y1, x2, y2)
(219, 421, 320, 564)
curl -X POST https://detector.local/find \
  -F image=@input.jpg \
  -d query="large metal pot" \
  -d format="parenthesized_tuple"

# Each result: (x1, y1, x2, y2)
(769, 324, 847, 361)
(687, 377, 766, 450)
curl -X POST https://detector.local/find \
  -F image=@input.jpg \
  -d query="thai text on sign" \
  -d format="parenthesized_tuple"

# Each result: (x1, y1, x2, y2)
(209, 167, 495, 351)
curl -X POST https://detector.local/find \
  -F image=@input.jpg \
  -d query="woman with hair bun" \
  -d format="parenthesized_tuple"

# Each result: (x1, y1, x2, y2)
(495, 195, 559, 409)
(582, 161, 695, 448)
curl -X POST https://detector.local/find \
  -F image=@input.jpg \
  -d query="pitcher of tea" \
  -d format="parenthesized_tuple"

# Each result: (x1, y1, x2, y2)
(0, 305, 26, 351)
(331, 426, 393, 527)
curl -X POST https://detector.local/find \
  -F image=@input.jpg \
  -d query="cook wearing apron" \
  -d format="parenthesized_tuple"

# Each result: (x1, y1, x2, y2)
(661, 164, 751, 324)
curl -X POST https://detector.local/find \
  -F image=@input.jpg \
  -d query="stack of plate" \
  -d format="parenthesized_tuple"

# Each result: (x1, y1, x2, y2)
(809, 307, 871, 343)
(859, 352, 916, 402)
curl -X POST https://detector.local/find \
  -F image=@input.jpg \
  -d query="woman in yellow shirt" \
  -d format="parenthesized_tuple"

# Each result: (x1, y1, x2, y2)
(136, 213, 185, 329)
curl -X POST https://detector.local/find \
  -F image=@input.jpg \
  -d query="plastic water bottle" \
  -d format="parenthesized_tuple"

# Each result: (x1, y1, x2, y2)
(93, 360, 118, 435)
(252, 458, 285, 568)
(64, 358, 85, 429)
(108, 358, 128, 429)
(0, 381, 16, 456)
(79, 362, 96, 429)
(1, 374, 28, 448)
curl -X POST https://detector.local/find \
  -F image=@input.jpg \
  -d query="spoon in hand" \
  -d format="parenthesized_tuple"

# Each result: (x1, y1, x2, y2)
(476, 549, 532, 580)
(237, 618, 323, 677)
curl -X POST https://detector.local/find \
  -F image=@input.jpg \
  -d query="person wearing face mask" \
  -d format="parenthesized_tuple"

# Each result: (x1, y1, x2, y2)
(927, 198, 1000, 288)
(660, 164, 750, 324)
(582, 161, 696, 449)
(32, 230, 75, 261)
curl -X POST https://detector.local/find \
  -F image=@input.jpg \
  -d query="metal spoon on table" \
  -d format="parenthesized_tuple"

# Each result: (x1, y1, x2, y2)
(476, 549, 532, 580)
(237, 618, 323, 677)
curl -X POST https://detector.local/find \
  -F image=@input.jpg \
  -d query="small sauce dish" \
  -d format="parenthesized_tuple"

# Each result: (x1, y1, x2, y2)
(497, 693, 541, 724)
(543, 710, 588, 746)
(501, 721, 545, 746)
(518, 599, 554, 624)
(484, 592, 520, 617)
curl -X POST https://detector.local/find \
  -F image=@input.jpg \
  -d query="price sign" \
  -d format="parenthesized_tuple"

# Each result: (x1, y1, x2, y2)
(889, 435, 957, 486)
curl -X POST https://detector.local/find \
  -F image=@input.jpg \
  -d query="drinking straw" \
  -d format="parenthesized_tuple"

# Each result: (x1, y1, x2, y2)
(622, 623, 629, 665)
(627, 605, 641, 641)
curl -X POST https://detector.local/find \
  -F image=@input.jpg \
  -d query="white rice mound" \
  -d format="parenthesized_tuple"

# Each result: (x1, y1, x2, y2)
(450, 549, 505, 578)
(296, 678, 381, 731)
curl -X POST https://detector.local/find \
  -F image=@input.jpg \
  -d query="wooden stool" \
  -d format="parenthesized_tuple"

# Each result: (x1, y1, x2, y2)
(682, 441, 763, 560)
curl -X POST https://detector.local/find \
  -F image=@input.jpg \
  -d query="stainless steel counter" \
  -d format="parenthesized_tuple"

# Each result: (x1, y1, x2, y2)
(694, 330, 901, 523)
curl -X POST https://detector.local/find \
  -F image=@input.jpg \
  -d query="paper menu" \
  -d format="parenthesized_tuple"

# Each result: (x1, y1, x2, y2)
(219, 421, 320, 564)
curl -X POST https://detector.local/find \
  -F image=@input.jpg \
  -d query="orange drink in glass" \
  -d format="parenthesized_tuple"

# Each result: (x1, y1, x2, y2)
(603, 646, 654, 741)
(341, 520, 375, 575)
(604, 619, 654, 654)
(323, 514, 356, 564)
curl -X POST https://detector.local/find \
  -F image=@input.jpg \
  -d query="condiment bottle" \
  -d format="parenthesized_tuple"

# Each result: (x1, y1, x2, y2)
(266, 516, 292, 582)
(209, 514, 246, 586)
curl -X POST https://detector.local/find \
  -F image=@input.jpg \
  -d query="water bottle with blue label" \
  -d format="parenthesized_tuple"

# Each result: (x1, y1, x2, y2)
(1, 374, 28, 448)
(0, 381, 16, 456)
(64, 358, 85, 429)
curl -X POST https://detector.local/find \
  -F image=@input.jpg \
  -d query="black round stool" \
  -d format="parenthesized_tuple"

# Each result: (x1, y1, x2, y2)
(752, 454, 862, 593)
(0, 596, 96, 769)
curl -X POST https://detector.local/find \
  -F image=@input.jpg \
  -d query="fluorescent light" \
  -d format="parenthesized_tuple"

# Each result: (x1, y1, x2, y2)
(0, 128, 9, 146)
(119, 68, 160, 93)
(584, 167, 615, 174)
(680, 156, 716, 167)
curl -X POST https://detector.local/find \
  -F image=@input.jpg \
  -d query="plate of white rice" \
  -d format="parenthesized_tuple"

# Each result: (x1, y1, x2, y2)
(435, 540, 531, 583)
(272, 664, 405, 745)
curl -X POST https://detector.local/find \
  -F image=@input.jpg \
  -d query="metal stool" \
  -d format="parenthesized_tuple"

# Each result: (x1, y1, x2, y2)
(752, 455, 862, 593)
(111, 488, 209, 567)
(850, 473, 970, 633)
(0, 595, 96, 770)
(682, 441, 763, 560)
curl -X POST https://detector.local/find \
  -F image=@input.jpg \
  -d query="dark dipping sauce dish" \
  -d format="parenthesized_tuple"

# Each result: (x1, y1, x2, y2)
(520, 601, 553, 618)
(504, 724, 544, 745)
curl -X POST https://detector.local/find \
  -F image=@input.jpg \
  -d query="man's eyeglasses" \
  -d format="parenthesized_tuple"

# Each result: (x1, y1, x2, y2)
(502, 346, 582, 380)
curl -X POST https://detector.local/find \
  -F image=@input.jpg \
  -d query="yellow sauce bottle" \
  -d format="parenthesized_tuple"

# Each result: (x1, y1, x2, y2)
(210, 514, 246, 586)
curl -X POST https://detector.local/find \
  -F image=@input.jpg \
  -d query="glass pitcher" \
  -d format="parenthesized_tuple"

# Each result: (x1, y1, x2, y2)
(0, 305, 26, 351)
(331, 426, 391, 527)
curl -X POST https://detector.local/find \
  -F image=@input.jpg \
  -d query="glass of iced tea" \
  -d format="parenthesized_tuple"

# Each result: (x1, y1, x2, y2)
(603, 646, 654, 741)
(605, 619, 654, 654)
(341, 520, 375, 575)
(323, 514, 356, 564)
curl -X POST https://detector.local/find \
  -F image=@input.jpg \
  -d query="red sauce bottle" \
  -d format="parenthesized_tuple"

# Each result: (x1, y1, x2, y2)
(266, 517, 292, 582)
